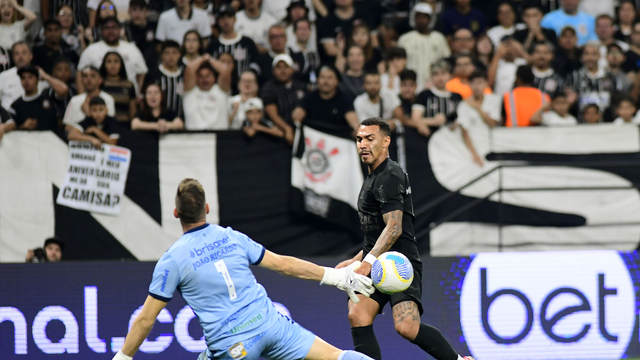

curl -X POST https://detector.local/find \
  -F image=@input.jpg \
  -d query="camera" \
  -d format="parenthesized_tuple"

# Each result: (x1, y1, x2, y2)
(30, 248, 48, 263)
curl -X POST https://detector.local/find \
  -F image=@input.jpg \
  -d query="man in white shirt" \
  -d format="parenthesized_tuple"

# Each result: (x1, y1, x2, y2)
(397, 3, 450, 90)
(488, 37, 528, 96)
(76, 17, 148, 94)
(63, 66, 116, 125)
(235, 0, 277, 53)
(354, 72, 404, 126)
(183, 54, 232, 130)
(457, 71, 501, 167)
(156, 0, 212, 46)
(0, 42, 49, 109)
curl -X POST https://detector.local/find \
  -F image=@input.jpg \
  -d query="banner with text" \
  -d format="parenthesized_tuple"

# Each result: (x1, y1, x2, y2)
(56, 141, 131, 215)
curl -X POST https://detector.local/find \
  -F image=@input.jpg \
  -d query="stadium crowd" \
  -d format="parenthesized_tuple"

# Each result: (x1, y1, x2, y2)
(0, 0, 640, 163)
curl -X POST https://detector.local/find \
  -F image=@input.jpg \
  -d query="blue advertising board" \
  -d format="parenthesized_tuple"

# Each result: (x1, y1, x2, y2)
(1, 251, 639, 359)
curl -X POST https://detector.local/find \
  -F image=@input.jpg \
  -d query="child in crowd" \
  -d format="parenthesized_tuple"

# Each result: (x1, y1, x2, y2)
(242, 98, 283, 139)
(582, 104, 603, 124)
(412, 60, 461, 132)
(542, 93, 578, 126)
(398, 69, 417, 119)
(613, 98, 640, 124)
(67, 97, 119, 147)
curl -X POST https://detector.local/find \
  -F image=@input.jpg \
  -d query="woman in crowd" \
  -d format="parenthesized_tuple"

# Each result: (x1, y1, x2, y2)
(0, 0, 36, 49)
(85, 0, 117, 45)
(615, 0, 638, 43)
(348, 23, 383, 73)
(131, 83, 184, 132)
(338, 45, 366, 101)
(182, 30, 205, 66)
(100, 51, 136, 125)
(228, 71, 259, 129)
(486, 1, 522, 48)
(56, 5, 85, 53)
(475, 34, 494, 68)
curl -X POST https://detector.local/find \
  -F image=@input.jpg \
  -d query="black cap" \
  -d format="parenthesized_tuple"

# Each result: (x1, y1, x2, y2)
(44, 237, 65, 252)
(101, 16, 122, 28)
(287, 0, 307, 11)
(17, 64, 39, 77)
(217, 4, 236, 17)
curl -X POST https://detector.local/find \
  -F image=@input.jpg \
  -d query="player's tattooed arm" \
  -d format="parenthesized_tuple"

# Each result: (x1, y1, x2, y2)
(370, 210, 403, 257)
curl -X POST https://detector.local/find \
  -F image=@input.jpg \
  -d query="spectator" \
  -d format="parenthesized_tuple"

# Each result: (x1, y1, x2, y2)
(398, 69, 418, 119)
(51, 5, 85, 54)
(554, 26, 582, 77)
(0, 46, 12, 74)
(156, 0, 212, 46)
(228, 70, 258, 129)
(487, 2, 523, 48)
(540, 0, 596, 46)
(347, 23, 383, 73)
(64, 66, 116, 126)
(99, 51, 136, 124)
(513, 1, 557, 52)
(441, 0, 486, 38)
(447, 28, 477, 69)
(182, 29, 205, 66)
(318, 0, 375, 63)
(596, 15, 630, 69)
(337, 45, 366, 102)
(623, 21, 640, 76)
(285, 1, 317, 56)
(504, 65, 550, 127)
(235, 0, 277, 53)
(565, 42, 621, 122)
(207, 5, 259, 86)
(67, 96, 119, 147)
(292, 65, 358, 138)
(33, 19, 80, 75)
(89, 0, 130, 23)
(615, 0, 637, 43)
(612, 97, 639, 124)
(182, 54, 232, 130)
(123, 0, 157, 70)
(4, 65, 68, 134)
(582, 103, 602, 124)
(354, 72, 405, 129)
(457, 70, 500, 167)
(475, 35, 494, 68)
(148, 41, 185, 117)
(0, 0, 37, 49)
(542, 92, 578, 126)
(607, 44, 633, 94)
(0, 42, 49, 110)
(43, 0, 88, 31)
(447, 53, 492, 99)
(263, 0, 316, 23)
(50, 58, 76, 120)
(398, 3, 450, 90)
(530, 42, 563, 96)
(242, 97, 283, 138)
(77, 17, 148, 93)
(25, 237, 64, 263)
(260, 54, 306, 144)
(250, 24, 305, 85)
(488, 36, 528, 96)
(131, 82, 184, 132)
(411, 60, 461, 136)
(380, 47, 407, 96)
(289, 18, 319, 87)
(84, 0, 116, 45)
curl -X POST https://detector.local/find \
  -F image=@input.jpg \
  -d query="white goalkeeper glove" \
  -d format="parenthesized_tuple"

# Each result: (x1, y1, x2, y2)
(320, 265, 375, 303)
(113, 351, 133, 360)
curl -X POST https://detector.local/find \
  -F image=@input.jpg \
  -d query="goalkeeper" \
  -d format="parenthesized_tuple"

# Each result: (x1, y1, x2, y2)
(112, 178, 375, 360)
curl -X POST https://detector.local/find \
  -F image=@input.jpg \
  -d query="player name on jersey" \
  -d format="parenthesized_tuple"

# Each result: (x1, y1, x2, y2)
(56, 141, 131, 215)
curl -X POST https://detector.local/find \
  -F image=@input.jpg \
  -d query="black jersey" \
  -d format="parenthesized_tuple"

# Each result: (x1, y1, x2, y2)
(358, 158, 420, 263)
(532, 68, 564, 96)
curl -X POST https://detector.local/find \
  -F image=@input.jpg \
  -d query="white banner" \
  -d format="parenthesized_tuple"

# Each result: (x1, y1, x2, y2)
(56, 141, 131, 215)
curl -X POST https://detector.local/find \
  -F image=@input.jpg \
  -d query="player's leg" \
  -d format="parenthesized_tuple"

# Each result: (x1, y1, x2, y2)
(303, 336, 375, 360)
(348, 294, 382, 360)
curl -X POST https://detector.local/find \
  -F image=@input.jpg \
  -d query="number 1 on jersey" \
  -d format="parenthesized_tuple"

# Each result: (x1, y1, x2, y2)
(214, 259, 238, 300)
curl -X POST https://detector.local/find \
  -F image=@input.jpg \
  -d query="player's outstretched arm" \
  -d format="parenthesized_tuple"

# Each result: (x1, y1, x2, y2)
(112, 295, 167, 360)
(259, 250, 374, 303)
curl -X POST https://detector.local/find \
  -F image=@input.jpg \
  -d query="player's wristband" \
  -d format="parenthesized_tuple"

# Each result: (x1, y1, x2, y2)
(113, 350, 133, 360)
(363, 254, 377, 266)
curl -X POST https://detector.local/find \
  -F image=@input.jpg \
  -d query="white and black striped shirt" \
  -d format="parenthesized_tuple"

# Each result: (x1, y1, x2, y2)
(50, 0, 89, 27)
(412, 88, 462, 123)
(206, 33, 259, 78)
(532, 67, 564, 96)
(148, 64, 185, 117)
(564, 67, 621, 112)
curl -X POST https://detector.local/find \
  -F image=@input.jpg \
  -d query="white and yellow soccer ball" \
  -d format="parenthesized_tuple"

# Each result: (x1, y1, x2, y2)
(371, 251, 414, 294)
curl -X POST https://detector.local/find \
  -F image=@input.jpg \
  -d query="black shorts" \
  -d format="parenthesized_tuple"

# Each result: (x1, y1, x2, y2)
(368, 260, 424, 316)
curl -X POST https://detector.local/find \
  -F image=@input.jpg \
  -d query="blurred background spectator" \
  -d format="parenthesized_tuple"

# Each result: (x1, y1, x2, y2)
(26, 237, 64, 263)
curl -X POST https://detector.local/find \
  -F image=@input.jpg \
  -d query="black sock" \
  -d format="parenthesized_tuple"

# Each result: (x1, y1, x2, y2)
(351, 325, 382, 360)
(410, 324, 458, 360)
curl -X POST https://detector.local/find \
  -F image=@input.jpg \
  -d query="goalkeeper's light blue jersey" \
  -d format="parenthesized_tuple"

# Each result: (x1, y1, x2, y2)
(148, 223, 276, 352)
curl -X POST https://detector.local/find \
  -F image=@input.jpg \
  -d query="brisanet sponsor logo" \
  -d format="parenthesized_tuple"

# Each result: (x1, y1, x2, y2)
(460, 251, 635, 360)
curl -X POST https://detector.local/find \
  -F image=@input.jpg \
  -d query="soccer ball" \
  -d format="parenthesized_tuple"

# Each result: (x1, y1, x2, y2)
(371, 251, 414, 294)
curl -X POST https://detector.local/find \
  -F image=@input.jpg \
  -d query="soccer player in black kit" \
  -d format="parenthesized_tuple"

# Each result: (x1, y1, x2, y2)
(336, 118, 473, 360)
